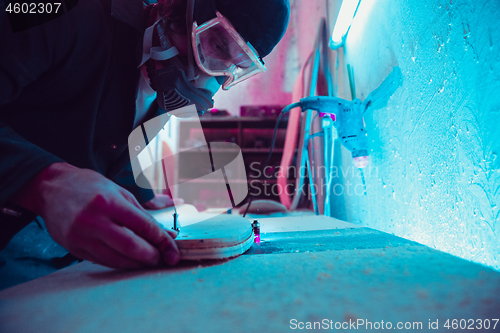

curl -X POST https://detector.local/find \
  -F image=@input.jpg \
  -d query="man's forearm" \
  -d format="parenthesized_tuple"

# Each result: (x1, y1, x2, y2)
(10, 162, 72, 216)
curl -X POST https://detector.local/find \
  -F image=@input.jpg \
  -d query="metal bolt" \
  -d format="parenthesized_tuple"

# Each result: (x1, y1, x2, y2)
(252, 220, 261, 244)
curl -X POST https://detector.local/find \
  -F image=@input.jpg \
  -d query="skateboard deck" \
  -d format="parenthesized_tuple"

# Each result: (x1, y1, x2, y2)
(149, 206, 254, 260)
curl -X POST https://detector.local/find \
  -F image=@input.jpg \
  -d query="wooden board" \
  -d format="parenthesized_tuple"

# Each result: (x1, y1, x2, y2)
(148, 207, 254, 260)
(175, 215, 253, 260)
(178, 232, 254, 260)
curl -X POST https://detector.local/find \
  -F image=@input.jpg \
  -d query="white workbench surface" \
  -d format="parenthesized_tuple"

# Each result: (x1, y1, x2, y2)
(0, 214, 499, 333)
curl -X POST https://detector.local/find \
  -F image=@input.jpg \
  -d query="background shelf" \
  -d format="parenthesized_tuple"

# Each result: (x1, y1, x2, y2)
(170, 114, 296, 210)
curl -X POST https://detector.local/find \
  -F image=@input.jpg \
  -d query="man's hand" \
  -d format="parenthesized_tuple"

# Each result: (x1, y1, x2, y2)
(12, 162, 180, 269)
(143, 194, 184, 210)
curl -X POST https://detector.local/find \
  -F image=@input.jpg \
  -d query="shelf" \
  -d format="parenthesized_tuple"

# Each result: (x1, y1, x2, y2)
(173, 115, 296, 204)
(194, 116, 288, 122)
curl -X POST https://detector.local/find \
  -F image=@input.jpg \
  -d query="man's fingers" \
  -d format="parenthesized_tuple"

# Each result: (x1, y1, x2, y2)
(173, 198, 184, 206)
(70, 248, 101, 264)
(151, 195, 174, 209)
(74, 249, 112, 267)
(120, 189, 148, 211)
(98, 223, 161, 266)
(109, 197, 180, 266)
(82, 241, 146, 269)
(155, 230, 180, 265)
(164, 227, 178, 239)
(142, 194, 182, 210)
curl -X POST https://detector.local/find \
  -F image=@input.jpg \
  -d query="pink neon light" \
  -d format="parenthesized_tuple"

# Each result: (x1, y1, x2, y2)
(319, 113, 336, 121)
(254, 235, 260, 243)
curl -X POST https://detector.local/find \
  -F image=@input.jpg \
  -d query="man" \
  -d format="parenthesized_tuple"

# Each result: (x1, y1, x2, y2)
(0, 0, 289, 271)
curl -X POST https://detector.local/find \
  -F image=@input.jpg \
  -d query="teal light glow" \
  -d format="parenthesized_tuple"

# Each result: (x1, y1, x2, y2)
(330, 0, 361, 49)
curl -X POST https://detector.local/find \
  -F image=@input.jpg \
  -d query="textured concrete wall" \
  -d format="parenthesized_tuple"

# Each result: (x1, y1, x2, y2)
(214, 0, 500, 271)
(331, 0, 500, 270)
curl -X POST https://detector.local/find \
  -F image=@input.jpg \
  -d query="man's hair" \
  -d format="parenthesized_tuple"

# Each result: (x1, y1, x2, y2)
(157, 0, 187, 23)
(154, 0, 290, 58)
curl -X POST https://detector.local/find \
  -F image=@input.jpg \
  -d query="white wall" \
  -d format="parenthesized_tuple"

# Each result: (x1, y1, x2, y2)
(331, 0, 500, 270)
(212, 0, 329, 114)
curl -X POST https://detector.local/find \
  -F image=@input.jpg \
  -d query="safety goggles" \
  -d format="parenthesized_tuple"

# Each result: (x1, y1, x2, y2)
(191, 11, 267, 90)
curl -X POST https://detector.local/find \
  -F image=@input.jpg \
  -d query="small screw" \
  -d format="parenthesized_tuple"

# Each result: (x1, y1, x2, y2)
(172, 206, 180, 232)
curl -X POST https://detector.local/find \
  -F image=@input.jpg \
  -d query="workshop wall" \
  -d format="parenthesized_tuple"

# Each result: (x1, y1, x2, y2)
(330, 0, 500, 270)
(213, 0, 328, 114)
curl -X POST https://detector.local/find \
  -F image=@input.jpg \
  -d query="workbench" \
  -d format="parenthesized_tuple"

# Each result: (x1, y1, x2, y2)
(1, 214, 499, 332)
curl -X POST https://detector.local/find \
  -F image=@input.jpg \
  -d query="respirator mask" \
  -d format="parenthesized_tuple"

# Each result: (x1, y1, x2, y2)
(139, 0, 267, 116)
(139, 15, 214, 116)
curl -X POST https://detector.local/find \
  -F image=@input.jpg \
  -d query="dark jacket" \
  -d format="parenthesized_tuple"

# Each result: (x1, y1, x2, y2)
(0, 0, 154, 248)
